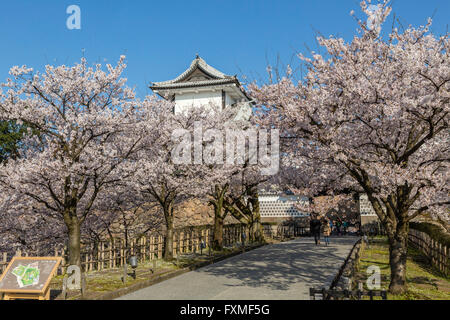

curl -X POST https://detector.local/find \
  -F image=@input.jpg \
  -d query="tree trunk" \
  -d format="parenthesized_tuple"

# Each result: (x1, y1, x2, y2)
(251, 198, 263, 242)
(164, 208, 174, 261)
(210, 184, 228, 251)
(67, 219, 81, 267)
(212, 214, 224, 251)
(247, 189, 263, 243)
(388, 227, 409, 294)
(250, 220, 263, 242)
(359, 185, 412, 295)
(246, 225, 252, 243)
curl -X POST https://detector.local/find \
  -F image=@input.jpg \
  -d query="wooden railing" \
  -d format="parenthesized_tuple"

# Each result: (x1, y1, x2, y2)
(408, 228, 449, 276)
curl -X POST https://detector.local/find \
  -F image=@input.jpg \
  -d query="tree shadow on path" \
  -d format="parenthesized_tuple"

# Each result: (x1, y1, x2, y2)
(195, 237, 359, 291)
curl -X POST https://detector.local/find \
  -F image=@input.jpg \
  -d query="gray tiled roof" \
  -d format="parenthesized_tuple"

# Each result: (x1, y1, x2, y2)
(149, 55, 253, 103)
(150, 78, 239, 90)
(151, 56, 234, 87)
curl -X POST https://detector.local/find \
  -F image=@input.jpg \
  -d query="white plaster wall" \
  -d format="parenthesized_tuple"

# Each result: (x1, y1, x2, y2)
(259, 195, 309, 217)
(173, 90, 251, 121)
(359, 194, 378, 216)
(174, 91, 222, 114)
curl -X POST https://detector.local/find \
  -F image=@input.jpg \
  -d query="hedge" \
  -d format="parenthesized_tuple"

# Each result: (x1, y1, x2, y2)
(409, 222, 450, 248)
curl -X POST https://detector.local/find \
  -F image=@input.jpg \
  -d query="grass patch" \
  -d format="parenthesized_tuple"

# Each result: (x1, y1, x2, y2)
(354, 237, 450, 300)
(49, 259, 178, 300)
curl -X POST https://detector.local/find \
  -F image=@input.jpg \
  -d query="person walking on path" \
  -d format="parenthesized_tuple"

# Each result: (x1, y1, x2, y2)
(310, 215, 322, 245)
(323, 220, 331, 246)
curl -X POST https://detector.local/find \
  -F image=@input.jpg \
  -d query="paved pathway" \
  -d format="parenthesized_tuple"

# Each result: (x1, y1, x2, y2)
(117, 236, 358, 300)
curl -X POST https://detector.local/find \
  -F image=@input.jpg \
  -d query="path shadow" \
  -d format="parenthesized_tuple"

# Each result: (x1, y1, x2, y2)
(194, 237, 359, 291)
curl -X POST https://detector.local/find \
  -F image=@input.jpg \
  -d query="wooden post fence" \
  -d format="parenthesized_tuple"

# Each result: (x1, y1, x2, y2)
(1, 223, 256, 277)
(408, 229, 449, 276)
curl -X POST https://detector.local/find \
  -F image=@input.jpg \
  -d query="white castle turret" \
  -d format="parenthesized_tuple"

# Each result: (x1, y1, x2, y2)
(150, 55, 252, 120)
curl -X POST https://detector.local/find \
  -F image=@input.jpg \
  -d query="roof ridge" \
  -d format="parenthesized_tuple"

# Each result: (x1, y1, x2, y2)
(150, 78, 239, 90)
(152, 56, 233, 86)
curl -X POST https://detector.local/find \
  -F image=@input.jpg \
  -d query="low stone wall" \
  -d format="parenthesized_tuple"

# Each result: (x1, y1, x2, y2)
(360, 215, 379, 226)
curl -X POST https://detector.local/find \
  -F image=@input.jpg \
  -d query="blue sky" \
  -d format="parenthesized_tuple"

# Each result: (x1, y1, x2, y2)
(0, 0, 448, 98)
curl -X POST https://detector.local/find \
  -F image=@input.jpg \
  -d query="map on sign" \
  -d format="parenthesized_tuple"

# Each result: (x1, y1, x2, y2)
(11, 262, 40, 288)
(0, 257, 62, 295)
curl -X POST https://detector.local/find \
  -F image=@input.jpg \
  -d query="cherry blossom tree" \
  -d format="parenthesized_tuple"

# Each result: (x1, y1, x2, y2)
(250, 1, 449, 293)
(0, 193, 66, 256)
(91, 182, 162, 247)
(132, 96, 268, 256)
(208, 167, 260, 250)
(132, 100, 222, 260)
(0, 56, 146, 267)
(201, 107, 255, 250)
(199, 104, 273, 249)
(222, 163, 268, 243)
